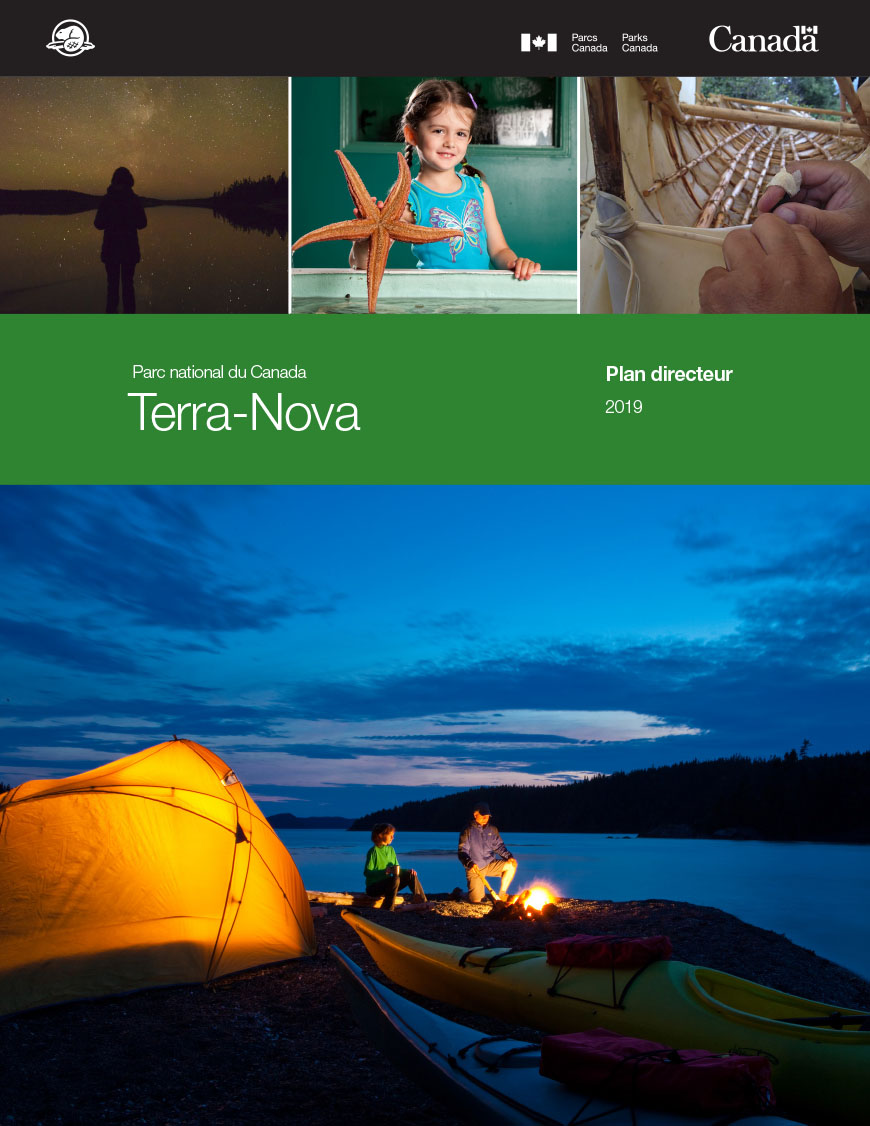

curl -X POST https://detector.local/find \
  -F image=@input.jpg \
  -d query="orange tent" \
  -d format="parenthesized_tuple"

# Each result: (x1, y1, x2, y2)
(0, 739, 316, 1016)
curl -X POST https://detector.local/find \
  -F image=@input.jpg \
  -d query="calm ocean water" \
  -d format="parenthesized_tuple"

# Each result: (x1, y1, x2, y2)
(0, 207, 286, 313)
(276, 829, 870, 981)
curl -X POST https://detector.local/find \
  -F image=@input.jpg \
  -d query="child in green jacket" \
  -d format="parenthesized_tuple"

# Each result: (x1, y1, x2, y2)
(364, 823, 427, 910)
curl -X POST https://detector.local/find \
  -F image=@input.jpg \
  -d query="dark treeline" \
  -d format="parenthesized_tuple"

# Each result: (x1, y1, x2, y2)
(2, 175, 288, 218)
(350, 749, 870, 843)
(211, 173, 288, 237)
(212, 173, 287, 209)
(0, 189, 175, 215)
(0, 189, 102, 215)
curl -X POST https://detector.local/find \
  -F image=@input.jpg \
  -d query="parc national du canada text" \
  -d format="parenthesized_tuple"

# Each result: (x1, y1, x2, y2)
(129, 363, 359, 433)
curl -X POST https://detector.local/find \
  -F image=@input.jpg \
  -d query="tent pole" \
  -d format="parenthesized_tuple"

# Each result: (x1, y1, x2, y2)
(585, 78, 639, 313)
(643, 123, 755, 195)
(680, 102, 865, 138)
(741, 142, 778, 223)
(584, 78, 634, 313)
(654, 77, 687, 123)
(714, 136, 771, 228)
(695, 135, 757, 228)
(637, 76, 687, 123)
(835, 77, 870, 141)
(585, 77, 625, 200)
(708, 93, 853, 119)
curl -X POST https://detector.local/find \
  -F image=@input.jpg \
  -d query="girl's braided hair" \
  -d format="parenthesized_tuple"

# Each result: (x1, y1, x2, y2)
(399, 79, 486, 182)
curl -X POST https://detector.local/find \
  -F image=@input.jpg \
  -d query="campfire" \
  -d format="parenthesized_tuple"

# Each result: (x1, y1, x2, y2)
(490, 885, 559, 921)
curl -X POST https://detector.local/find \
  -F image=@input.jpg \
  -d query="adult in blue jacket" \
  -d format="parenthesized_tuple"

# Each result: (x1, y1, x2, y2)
(457, 801, 518, 903)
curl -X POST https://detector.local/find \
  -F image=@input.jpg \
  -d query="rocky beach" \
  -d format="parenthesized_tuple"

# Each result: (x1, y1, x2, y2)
(3, 897, 868, 1126)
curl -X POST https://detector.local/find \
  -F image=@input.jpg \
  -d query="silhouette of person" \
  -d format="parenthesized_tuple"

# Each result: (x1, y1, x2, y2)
(94, 167, 146, 313)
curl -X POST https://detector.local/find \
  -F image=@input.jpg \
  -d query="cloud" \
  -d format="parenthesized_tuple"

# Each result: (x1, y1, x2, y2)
(673, 518, 734, 552)
(281, 598, 870, 764)
(3, 488, 870, 814)
(0, 714, 163, 730)
(359, 732, 583, 744)
(255, 709, 701, 750)
(0, 487, 339, 637)
(245, 791, 308, 805)
(288, 643, 705, 724)
(222, 750, 602, 790)
(2, 746, 118, 762)
(0, 617, 142, 676)
(406, 610, 482, 640)
(700, 511, 870, 586)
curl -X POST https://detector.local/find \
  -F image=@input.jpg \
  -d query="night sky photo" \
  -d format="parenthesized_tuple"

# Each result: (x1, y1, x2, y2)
(1, 484, 868, 820)
(0, 77, 288, 313)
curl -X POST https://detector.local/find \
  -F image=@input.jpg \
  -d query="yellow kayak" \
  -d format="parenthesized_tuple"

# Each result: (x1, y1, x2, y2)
(342, 908, 870, 1125)
(331, 944, 807, 1126)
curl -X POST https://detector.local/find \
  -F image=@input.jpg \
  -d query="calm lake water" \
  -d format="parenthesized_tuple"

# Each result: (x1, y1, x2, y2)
(276, 829, 870, 981)
(0, 207, 286, 313)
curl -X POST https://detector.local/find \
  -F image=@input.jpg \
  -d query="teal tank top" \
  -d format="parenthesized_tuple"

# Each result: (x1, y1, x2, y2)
(407, 173, 488, 269)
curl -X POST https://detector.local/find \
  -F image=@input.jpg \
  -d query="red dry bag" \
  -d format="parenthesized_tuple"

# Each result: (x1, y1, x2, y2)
(546, 933, 673, 968)
(540, 1027, 774, 1114)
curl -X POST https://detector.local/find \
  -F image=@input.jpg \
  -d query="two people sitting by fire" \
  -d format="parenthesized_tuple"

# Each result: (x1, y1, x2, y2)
(364, 822, 427, 911)
(363, 802, 518, 907)
(458, 801, 518, 903)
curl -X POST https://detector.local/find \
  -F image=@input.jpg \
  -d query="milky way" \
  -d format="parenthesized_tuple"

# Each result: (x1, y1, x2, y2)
(1, 77, 287, 198)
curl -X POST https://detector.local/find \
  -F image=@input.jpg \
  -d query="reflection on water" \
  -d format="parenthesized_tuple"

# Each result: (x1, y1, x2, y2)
(212, 204, 287, 238)
(0, 206, 287, 313)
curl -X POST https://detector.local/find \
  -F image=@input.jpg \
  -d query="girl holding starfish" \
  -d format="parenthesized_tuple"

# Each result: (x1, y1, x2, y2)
(350, 79, 541, 280)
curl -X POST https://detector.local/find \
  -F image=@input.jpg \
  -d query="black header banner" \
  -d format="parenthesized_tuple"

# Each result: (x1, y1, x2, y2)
(3, 9, 864, 76)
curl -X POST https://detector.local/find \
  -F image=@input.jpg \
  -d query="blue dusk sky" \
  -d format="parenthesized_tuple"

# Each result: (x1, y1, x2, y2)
(1, 485, 867, 818)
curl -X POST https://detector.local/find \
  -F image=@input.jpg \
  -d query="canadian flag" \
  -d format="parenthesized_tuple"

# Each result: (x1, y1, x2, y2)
(521, 33, 557, 52)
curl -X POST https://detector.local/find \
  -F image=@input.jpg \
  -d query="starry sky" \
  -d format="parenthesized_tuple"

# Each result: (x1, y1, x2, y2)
(1, 485, 868, 818)
(0, 77, 287, 198)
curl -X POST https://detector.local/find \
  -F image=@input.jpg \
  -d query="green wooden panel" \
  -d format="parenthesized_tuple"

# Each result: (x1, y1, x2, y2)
(351, 77, 560, 145)
(291, 77, 577, 271)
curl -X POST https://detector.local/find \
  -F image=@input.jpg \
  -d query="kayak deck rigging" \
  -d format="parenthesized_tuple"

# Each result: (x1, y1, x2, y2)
(457, 942, 658, 1010)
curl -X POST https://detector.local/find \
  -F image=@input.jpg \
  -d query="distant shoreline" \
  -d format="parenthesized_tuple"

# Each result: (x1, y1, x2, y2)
(268, 813, 354, 830)
(270, 820, 869, 844)
(0, 188, 288, 216)
(346, 751, 870, 845)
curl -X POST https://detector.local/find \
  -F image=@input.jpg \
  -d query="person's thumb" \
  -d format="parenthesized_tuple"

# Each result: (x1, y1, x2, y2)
(776, 202, 846, 246)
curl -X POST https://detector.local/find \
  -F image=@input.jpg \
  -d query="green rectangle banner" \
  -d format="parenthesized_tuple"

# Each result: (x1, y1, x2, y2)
(1, 314, 866, 484)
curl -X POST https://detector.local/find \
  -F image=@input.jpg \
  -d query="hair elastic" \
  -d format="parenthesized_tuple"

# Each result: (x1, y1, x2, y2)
(467, 91, 478, 109)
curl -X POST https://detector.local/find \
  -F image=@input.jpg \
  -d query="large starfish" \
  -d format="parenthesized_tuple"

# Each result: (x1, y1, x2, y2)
(291, 150, 460, 313)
